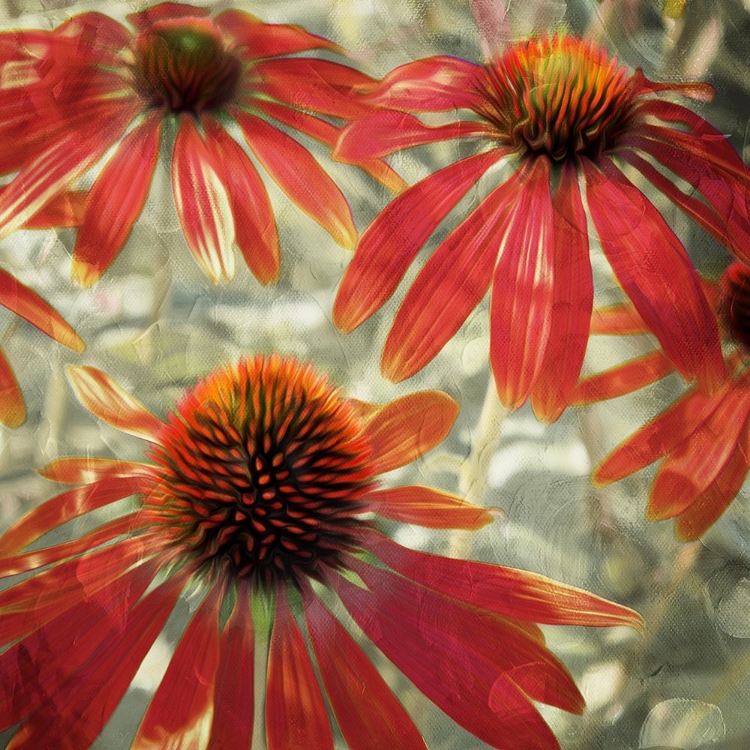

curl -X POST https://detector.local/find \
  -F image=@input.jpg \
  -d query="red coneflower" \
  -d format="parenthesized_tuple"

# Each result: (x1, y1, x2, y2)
(333, 33, 750, 420)
(0, 2, 404, 287)
(579, 262, 750, 539)
(0, 191, 85, 427)
(0, 354, 641, 749)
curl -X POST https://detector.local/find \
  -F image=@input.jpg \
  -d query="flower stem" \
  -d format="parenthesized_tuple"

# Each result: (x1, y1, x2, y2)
(449, 374, 507, 558)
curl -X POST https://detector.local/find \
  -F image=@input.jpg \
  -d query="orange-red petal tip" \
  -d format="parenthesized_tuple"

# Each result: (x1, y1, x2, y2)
(71, 259, 101, 289)
(0, 398, 26, 428)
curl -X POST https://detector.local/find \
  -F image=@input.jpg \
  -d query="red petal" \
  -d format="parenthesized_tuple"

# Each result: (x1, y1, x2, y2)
(21, 190, 87, 229)
(249, 58, 374, 119)
(334, 109, 493, 160)
(382, 168, 522, 383)
(589, 302, 650, 335)
(0, 475, 145, 555)
(71, 115, 162, 288)
(0, 560, 157, 731)
(233, 108, 356, 249)
(8, 574, 184, 750)
(203, 117, 280, 285)
(648, 382, 750, 520)
(127, 3, 209, 29)
(675, 443, 750, 540)
(332, 563, 580, 749)
(66, 365, 163, 443)
(362, 56, 488, 112)
(530, 162, 592, 421)
(134, 586, 221, 748)
(633, 71, 715, 102)
(334, 148, 507, 333)
(172, 115, 236, 284)
(369, 485, 494, 529)
(583, 158, 723, 389)
(489, 158, 555, 409)
(208, 582, 254, 749)
(38, 457, 156, 485)
(363, 531, 645, 630)
(266, 593, 333, 749)
(572, 351, 674, 404)
(303, 590, 427, 750)
(216, 9, 343, 57)
(0, 349, 24, 428)
(593, 385, 727, 485)
(0, 112, 134, 238)
(0, 269, 84, 352)
(364, 391, 458, 474)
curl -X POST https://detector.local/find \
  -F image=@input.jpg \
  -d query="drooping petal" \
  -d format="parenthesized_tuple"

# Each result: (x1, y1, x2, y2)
(572, 351, 674, 404)
(530, 161, 593, 421)
(0, 349, 24, 428)
(0, 269, 84, 352)
(334, 110, 494, 161)
(252, 99, 407, 192)
(0, 559, 158, 731)
(648, 383, 750, 520)
(233, 108, 356, 249)
(361, 56, 489, 111)
(332, 563, 580, 749)
(208, 581, 254, 750)
(7, 573, 184, 750)
(266, 594, 333, 750)
(583, 158, 723, 389)
(675, 443, 750, 540)
(381, 170, 524, 383)
(489, 157, 555, 409)
(21, 190, 87, 229)
(66, 365, 163, 443)
(0, 475, 145, 555)
(38, 457, 156, 485)
(362, 531, 645, 630)
(589, 302, 650, 335)
(369, 485, 494, 529)
(132, 586, 221, 750)
(172, 115, 236, 284)
(202, 117, 280, 285)
(593, 385, 728, 485)
(0, 111, 135, 239)
(71, 114, 162, 288)
(303, 589, 427, 750)
(334, 148, 508, 333)
(363, 391, 458, 474)
(216, 9, 344, 57)
(127, 3, 210, 29)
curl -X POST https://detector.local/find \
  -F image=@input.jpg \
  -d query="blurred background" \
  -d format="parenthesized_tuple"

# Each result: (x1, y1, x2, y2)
(1, 0, 750, 747)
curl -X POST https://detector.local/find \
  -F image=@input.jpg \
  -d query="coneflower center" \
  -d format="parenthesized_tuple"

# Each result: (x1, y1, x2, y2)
(720, 262, 750, 353)
(132, 19, 242, 113)
(147, 355, 374, 587)
(480, 35, 637, 160)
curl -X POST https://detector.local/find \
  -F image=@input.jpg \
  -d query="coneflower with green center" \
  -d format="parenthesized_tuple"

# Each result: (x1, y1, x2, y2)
(577, 261, 750, 540)
(0, 2, 404, 286)
(0, 354, 641, 749)
(333, 33, 750, 420)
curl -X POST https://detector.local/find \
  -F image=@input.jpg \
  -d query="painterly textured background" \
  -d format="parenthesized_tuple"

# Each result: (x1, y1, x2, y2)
(1, 0, 749, 747)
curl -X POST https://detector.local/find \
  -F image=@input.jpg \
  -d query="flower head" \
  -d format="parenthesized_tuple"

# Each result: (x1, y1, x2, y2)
(0, 354, 641, 749)
(332, 32, 750, 420)
(0, 3, 404, 287)
(583, 262, 750, 539)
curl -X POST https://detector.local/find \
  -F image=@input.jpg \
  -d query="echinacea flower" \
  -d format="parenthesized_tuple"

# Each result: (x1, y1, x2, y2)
(0, 191, 85, 427)
(579, 262, 750, 540)
(332, 33, 750, 420)
(0, 354, 641, 749)
(0, 3, 404, 287)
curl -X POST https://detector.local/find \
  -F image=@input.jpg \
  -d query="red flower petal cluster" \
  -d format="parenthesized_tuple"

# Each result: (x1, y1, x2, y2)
(333, 34, 750, 420)
(0, 355, 642, 749)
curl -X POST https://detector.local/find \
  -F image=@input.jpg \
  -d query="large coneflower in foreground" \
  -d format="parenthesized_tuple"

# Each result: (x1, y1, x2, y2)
(0, 2, 404, 286)
(0, 191, 85, 427)
(333, 33, 750, 420)
(0, 354, 641, 749)
(581, 262, 750, 540)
